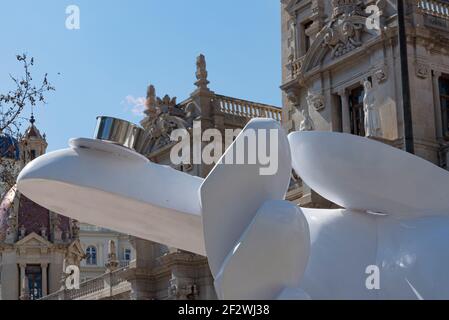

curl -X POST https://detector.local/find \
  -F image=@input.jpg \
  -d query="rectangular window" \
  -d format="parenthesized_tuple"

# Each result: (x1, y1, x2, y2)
(349, 86, 365, 136)
(440, 76, 449, 138)
(303, 21, 314, 53)
(26, 265, 43, 300)
(86, 246, 97, 265)
(124, 248, 131, 261)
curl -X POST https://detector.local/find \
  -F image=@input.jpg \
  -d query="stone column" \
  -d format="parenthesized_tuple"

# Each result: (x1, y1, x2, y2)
(290, 16, 298, 59)
(19, 263, 28, 300)
(125, 237, 157, 300)
(338, 89, 351, 133)
(41, 263, 48, 296)
(433, 71, 443, 140)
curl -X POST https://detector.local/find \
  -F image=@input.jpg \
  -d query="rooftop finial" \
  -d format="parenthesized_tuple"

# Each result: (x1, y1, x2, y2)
(195, 54, 210, 91)
(30, 112, 35, 125)
(144, 84, 158, 117)
(146, 85, 157, 108)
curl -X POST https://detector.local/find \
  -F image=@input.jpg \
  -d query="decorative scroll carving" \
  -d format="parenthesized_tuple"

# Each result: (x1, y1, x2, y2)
(331, 0, 364, 18)
(307, 92, 325, 111)
(323, 17, 364, 58)
(296, 0, 381, 74)
(141, 86, 190, 154)
(416, 63, 430, 79)
(374, 66, 388, 83)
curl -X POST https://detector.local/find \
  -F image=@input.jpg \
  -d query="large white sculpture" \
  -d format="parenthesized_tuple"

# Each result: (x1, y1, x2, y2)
(16, 118, 449, 300)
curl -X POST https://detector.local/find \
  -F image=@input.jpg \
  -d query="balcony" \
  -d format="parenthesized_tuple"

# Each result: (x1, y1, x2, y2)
(179, 94, 282, 123)
(418, 0, 449, 19)
(286, 56, 305, 81)
(213, 95, 282, 122)
(418, 0, 449, 30)
(40, 261, 135, 300)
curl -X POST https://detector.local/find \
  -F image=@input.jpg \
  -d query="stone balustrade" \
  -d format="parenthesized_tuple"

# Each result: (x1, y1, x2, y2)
(119, 259, 130, 268)
(418, 0, 449, 19)
(214, 95, 282, 122)
(68, 275, 105, 300)
(287, 56, 305, 80)
(39, 263, 132, 300)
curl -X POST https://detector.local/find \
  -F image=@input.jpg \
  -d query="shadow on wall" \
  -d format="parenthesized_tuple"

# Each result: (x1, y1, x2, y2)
(379, 97, 399, 141)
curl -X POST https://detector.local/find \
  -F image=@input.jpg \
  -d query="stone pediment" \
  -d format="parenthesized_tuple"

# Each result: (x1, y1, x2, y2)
(15, 232, 52, 248)
(301, 11, 380, 74)
(283, 0, 302, 13)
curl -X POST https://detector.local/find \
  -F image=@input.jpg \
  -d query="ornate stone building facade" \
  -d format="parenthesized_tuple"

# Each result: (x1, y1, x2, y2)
(0, 118, 84, 300)
(78, 224, 133, 282)
(281, 0, 449, 206)
(40, 55, 281, 300)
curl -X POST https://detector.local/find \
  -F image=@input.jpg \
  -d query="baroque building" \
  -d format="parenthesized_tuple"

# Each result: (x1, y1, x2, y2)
(41, 55, 282, 300)
(281, 0, 449, 206)
(78, 224, 133, 282)
(0, 117, 84, 300)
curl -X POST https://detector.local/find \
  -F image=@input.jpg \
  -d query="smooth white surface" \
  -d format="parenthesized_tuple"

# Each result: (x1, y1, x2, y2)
(297, 208, 449, 299)
(299, 208, 379, 299)
(215, 200, 310, 300)
(16, 120, 449, 300)
(17, 138, 206, 255)
(288, 131, 449, 216)
(200, 118, 292, 277)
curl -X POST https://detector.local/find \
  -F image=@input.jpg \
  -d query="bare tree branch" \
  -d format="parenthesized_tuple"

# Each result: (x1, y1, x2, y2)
(0, 53, 55, 193)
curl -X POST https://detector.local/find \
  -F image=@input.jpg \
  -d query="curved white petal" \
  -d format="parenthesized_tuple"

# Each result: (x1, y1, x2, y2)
(288, 131, 449, 216)
(17, 138, 205, 255)
(215, 200, 310, 300)
(200, 118, 292, 277)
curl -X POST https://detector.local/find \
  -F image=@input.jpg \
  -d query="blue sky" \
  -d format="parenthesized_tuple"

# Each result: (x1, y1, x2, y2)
(0, 0, 281, 151)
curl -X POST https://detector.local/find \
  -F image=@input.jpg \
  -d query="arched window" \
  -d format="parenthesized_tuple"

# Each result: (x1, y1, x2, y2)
(86, 246, 97, 265)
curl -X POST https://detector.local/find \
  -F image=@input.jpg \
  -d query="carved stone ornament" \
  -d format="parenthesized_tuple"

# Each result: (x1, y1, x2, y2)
(374, 66, 388, 83)
(286, 90, 300, 107)
(195, 54, 210, 90)
(323, 16, 364, 58)
(331, 0, 364, 18)
(307, 92, 325, 111)
(415, 63, 429, 79)
(299, 106, 314, 132)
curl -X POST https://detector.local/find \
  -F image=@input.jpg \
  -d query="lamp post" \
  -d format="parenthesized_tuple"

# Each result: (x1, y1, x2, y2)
(397, 0, 415, 154)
